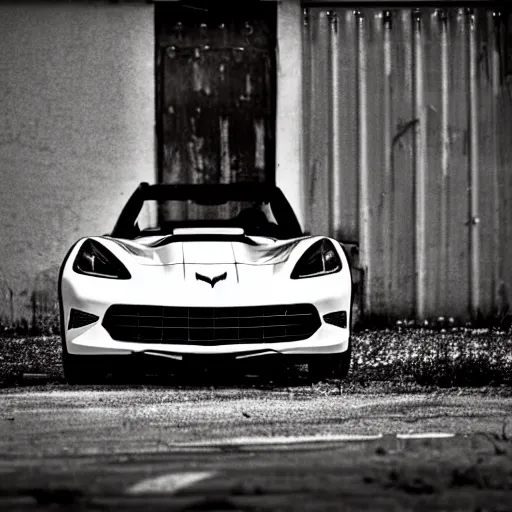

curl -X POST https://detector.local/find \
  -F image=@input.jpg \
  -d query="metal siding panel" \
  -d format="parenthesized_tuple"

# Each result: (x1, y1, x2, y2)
(356, 10, 372, 313)
(423, 9, 443, 318)
(388, 9, 416, 318)
(303, 7, 312, 225)
(439, 8, 451, 314)
(497, 10, 512, 321)
(477, 10, 496, 318)
(305, 10, 332, 237)
(475, 8, 512, 322)
(446, 8, 470, 319)
(468, 8, 481, 317)
(337, 10, 358, 241)
(381, 9, 393, 317)
(363, 9, 386, 315)
(303, 5, 512, 322)
(413, 8, 427, 319)
(329, 10, 343, 238)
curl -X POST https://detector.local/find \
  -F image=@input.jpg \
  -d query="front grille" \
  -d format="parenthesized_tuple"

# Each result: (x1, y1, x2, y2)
(102, 304, 321, 345)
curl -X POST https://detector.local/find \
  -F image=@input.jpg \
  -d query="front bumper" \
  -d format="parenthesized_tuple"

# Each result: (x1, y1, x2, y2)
(61, 262, 351, 359)
(65, 319, 350, 357)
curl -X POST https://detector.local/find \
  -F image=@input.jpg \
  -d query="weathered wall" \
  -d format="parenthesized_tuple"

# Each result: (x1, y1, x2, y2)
(303, 5, 512, 323)
(0, 2, 155, 328)
(156, 2, 277, 187)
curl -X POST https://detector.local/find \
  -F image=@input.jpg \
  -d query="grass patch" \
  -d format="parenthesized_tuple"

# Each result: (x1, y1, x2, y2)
(351, 327, 512, 387)
(0, 336, 63, 387)
(0, 327, 511, 388)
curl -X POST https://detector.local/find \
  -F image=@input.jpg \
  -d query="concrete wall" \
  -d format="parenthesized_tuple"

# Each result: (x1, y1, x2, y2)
(0, 2, 155, 328)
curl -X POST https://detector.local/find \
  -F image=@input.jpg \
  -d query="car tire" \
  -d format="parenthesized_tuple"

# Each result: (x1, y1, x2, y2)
(308, 341, 351, 382)
(62, 353, 108, 385)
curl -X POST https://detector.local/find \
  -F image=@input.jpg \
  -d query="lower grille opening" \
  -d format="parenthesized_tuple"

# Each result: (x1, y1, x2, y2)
(102, 304, 321, 346)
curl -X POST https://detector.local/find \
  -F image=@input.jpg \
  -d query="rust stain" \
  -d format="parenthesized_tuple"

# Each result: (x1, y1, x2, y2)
(219, 116, 230, 183)
(254, 119, 265, 170)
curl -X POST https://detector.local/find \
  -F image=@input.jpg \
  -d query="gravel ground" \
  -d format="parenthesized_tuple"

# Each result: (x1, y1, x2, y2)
(1, 330, 512, 511)
(1, 327, 512, 390)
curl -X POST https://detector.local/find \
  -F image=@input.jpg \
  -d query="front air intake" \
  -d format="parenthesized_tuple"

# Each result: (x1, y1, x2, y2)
(102, 304, 321, 346)
(323, 311, 347, 329)
(68, 309, 99, 330)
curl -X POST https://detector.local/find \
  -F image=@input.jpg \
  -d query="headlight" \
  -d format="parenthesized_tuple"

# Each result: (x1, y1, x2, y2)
(291, 239, 342, 279)
(73, 239, 131, 279)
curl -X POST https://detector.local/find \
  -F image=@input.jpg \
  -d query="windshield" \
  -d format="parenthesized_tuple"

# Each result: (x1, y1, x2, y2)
(111, 184, 303, 241)
(134, 199, 282, 238)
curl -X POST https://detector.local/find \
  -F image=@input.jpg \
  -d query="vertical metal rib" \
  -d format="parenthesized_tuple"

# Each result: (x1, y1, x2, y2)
(356, 10, 370, 314)
(329, 11, 342, 239)
(468, 9, 480, 318)
(491, 11, 501, 314)
(439, 9, 450, 312)
(303, 7, 311, 232)
(413, 9, 426, 319)
(383, 10, 393, 313)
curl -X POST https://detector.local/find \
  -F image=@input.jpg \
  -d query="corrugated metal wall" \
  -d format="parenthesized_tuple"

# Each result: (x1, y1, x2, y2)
(303, 5, 512, 322)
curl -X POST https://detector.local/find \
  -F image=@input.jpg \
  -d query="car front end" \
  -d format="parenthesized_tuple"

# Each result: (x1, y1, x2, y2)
(61, 235, 351, 363)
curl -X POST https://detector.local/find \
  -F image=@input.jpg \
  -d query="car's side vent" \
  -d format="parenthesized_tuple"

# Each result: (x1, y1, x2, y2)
(323, 311, 347, 329)
(68, 309, 99, 330)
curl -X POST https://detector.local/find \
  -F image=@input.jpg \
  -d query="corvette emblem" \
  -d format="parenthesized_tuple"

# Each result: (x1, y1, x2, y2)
(195, 272, 227, 288)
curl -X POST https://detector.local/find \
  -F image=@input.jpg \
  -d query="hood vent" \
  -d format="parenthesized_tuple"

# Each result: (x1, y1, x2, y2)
(173, 227, 245, 236)
(149, 233, 257, 248)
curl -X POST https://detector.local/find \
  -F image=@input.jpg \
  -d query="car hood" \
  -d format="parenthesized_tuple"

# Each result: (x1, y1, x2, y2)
(102, 232, 306, 266)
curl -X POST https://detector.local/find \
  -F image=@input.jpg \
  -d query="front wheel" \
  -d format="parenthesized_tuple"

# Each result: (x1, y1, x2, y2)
(308, 341, 352, 382)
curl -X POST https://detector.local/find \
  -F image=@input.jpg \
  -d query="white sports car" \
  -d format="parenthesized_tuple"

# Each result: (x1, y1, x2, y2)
(59, 183, 352, 384)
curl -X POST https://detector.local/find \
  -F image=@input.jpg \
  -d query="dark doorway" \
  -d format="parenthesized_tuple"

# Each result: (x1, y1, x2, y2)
(156, 1, 277, 185)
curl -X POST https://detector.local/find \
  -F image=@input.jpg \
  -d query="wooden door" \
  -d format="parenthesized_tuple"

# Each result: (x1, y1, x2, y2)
(156, 1, 277, 185)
